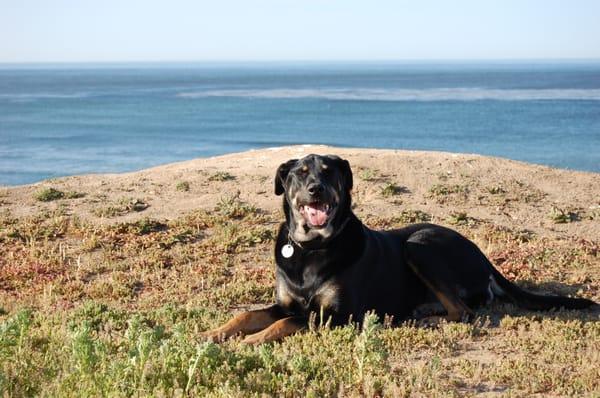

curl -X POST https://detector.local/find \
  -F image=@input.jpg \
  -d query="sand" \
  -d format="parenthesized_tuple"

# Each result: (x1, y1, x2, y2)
(2, 145, 599, 241)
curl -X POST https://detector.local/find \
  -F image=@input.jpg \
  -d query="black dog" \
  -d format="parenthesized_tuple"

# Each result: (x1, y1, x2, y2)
(203, 154, 596, 344)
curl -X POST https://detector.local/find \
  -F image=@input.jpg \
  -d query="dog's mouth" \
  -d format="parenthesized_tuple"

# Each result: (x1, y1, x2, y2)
(298, 201, 335, 228)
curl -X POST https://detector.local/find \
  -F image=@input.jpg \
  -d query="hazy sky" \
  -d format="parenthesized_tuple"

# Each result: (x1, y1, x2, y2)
(2, 0, 599, 63)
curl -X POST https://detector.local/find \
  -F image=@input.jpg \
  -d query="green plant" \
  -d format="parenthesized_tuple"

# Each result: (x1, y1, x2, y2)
(134, 218, 167, 235)
(92, 198, 148, 218)
(208, 171, 235, 182)
(588, 206, 600, 220)
(354, 312, 388, 394)
(0, 309, 32, 356)
(176, 181, 190, 192)
(35, 187, 65, 202)
(395, 209, 432, 224)
(549, 206, 579, 224)
(215, 194, 257, 219)
(428, 184, 468, 197)
(447, 211, 470, 225)
(381, 182, 405, 198)
(487, 185, 506, 195)
(65, 191, 86, 199)
(358, 168, 378, 181)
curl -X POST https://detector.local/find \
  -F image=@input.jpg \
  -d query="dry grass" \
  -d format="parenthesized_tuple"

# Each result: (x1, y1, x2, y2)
(1, 162, 599, 397)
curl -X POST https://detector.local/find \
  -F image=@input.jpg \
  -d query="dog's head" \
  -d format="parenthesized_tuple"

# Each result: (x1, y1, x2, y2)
(275, 154, 353, 243)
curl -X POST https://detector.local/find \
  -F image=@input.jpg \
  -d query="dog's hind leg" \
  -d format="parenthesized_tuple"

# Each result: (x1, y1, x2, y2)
(201, 305, 287, 342)
(242, 317, 305, 345)
(404, 240, 474, 323)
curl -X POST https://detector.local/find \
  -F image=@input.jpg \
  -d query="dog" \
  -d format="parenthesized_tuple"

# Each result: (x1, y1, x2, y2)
(202, 154, 597, 344)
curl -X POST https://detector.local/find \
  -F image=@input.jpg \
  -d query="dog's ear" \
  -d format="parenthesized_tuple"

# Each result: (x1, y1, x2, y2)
(326, 155, 353, 192)
(274, 159, 297, 195)
(340, 159, 353, 192)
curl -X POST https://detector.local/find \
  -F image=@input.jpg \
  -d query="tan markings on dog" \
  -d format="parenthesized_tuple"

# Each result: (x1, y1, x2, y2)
(242, 317, 304, 344)
(302, 165, 308, 172)
(411, 275, 473, 322)
(276, 278, 295, 307)
(201, 309, 280, 342)
(416, 289, 471, 326)
(431, 287, 473, 321)
(322, 164, 328, 170)
(314, 279, 340, 310)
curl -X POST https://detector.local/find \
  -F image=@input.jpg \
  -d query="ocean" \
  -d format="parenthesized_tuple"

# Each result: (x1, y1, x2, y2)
(1, 61, 599, 186)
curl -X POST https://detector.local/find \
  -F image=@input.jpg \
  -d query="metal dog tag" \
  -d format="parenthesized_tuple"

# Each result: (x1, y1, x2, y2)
(281, 244, 294, 258)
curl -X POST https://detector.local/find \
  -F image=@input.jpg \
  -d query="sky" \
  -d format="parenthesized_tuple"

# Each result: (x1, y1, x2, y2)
(1, 0, 599, 63)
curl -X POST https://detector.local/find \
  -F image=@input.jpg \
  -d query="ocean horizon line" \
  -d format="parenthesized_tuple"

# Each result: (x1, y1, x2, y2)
(2, 58, 600, 70)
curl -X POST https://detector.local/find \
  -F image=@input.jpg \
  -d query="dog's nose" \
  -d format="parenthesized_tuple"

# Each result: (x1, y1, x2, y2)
(307, 183, 324, 196)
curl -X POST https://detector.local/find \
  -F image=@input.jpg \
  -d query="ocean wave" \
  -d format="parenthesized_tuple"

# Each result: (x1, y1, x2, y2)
(177, 88, 600, 101)
(0, 92, 91, 102)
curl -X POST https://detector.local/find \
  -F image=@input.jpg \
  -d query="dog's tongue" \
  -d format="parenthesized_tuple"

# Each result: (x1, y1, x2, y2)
(305, 203, 328, 226)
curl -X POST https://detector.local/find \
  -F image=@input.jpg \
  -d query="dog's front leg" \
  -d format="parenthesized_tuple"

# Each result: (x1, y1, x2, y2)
(201, 305, 286, 342)
(242, 316, 306, 345)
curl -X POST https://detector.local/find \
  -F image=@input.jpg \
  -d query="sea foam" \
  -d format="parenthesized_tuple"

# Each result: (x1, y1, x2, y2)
(177, 88, 600, 101)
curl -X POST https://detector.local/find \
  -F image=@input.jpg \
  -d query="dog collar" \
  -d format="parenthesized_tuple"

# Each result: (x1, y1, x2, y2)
(281, 241, 295, 258)
(283, 217, 351, 257)
(282, 232, 302, 258)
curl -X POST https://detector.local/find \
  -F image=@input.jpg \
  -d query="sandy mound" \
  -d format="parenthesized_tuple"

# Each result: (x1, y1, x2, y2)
(2, 145, 599, 240)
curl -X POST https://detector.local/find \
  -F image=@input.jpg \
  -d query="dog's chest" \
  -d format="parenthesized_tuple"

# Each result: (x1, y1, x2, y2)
(276, 270, 341, 313)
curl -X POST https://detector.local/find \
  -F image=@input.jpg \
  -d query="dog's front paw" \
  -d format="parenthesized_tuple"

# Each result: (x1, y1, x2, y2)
(200, 329, 228, 343)
(241, 332, 266, 345)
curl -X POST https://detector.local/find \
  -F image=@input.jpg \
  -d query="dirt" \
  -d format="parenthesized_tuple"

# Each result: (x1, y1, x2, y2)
(2, 145, 599, 241)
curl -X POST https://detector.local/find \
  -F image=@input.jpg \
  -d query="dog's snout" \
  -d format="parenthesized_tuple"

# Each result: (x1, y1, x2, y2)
(307, 182, 324, 196)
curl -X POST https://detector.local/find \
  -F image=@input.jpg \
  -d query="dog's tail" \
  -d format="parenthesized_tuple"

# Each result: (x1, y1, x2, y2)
(489, 267, 597, 310)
